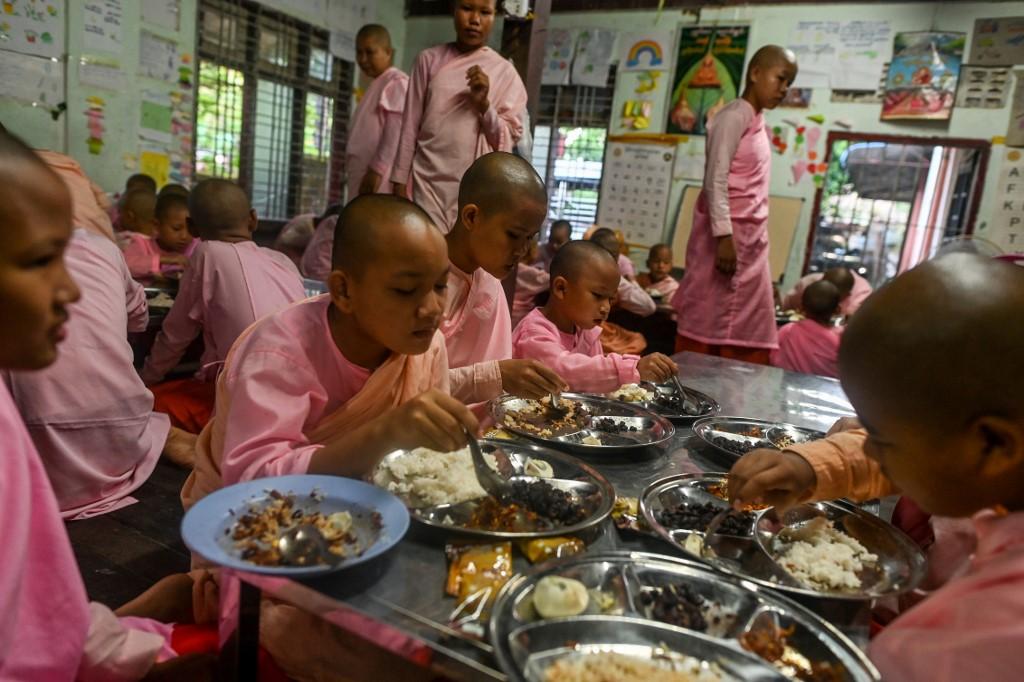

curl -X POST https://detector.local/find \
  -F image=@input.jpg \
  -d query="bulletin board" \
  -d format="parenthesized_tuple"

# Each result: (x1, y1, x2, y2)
(596, 138, 677, 246)
(669, 185, 805, 281)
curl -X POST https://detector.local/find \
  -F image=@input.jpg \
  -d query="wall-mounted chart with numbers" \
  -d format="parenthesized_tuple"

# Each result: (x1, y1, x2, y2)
(596, 139, 677, 246)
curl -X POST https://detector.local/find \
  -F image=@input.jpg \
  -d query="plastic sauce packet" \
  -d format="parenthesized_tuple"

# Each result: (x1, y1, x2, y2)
(445, 542, 514, 637)
(517, 536, 585, 564)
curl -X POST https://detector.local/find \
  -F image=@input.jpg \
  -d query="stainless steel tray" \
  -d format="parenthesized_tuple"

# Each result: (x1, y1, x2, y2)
(609, 382, 721, 424)
(491, 393, 675, 455)
(377, 440, 614, 540)
(490, 551, 880, 682)
(640, 474, 927, 602)
(693, 417, 825, 461)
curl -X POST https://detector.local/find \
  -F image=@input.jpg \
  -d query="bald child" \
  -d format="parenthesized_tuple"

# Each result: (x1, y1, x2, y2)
(443, 151, 566, 404)
(347, 24, 408, 199)
(729, 254, 1024, 680)
(590, 227, 656, 317)
(770, 280, 842, 378)
(142, 179, 305, 433)
(122, 191, 197, 283)
(783, 266, 873, 318)
(513, 241, 677, 392)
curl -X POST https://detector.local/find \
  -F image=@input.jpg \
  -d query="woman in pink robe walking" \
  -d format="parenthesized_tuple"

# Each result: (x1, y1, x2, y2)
(672, 46, 798, 365)
(391, 0, 527, 233)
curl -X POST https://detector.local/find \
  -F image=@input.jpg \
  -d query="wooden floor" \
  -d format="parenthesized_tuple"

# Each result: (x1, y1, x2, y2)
(66, 461, 191, 609)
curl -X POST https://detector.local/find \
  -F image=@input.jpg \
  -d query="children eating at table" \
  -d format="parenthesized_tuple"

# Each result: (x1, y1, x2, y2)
(123, 192, 197, 284)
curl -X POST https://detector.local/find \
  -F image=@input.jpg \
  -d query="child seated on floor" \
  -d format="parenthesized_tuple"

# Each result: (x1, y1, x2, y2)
(0, 128, 210, 681)
(637, 243, 679, 303)
(123, 192, 197, 283)
(181, 195, 478, 681)
(770, 279, 842, 378)
(728, 254, 1024, 681)
(511, 239, 549, 328)
(512, 240, 678, 393)
(141, 179, 306, 434)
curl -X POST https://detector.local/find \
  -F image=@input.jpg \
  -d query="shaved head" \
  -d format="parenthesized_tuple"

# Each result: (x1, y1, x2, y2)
(550, 240, 617, 283)
(550, 220, 571, 240)
(357, 24, 391, 47)
(188, 179, 251, 239)
(333, 194, 439, 275)
(590, 228, 620, 258)
(458, 151, 547, 214)
(126, 173, 157, 194)
(747, 45, 797, 82)
(0, 130, 65, 225)
(122, 188, 156, 221)
(802, 280, 840, 322)
(158, 183, 190, 199)
(823, 267, 855, 297)
(841, 254, 1024, 430)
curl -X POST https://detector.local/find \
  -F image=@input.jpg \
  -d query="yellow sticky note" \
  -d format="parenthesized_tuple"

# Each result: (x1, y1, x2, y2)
(139, 151, 170, 187)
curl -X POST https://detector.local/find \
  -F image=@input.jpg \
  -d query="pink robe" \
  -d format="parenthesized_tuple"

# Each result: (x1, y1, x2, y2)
(122, 232, 199, 282)
(512, 308, 639, 393)
(346, 67, 409, 200)
(511, 262, 549, 328)
(782, 271, 874, 318)
(770, 319, 841, 378)
(392, 44, 527, 232)
(532, 242, 559, 271)
(141, 240, 305, 385)
(617, 253, 636, 279)
(672, 98, 778, 350)
(0, 382, 172, 680)
(300, 214, 337, 282)
(442, 263, 508, 404)
(3, 229, 169, 520)
(617, 276, 656, 317)
(35, 150, 116, 242)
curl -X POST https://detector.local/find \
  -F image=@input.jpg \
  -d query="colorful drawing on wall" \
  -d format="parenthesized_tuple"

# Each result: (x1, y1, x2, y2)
(84, 96, 106, 155)
(139, 149, 170, 187)
(0, 0, 62, 59)
(881, 31, 965, 122)
(969, 17, 1024, 67)
(667, 25, 749, 135)
(625, 40, 663, 70)
(619, 31, 674, 73)
(541, 28, 576, 86)
(770, 125, 789, 154)
(779, 87, 812, 108)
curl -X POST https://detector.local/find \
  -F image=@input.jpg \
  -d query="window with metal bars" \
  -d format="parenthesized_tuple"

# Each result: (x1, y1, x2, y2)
(531, 68, 615, 240)
(195, 0, 353, 220)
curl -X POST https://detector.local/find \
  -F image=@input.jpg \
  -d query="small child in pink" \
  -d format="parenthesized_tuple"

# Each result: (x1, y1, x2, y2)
(512, 240, 678, 393)
(770, 279, 842, 378)
(637, 243, 680, 302)
(511, 240, 550, 328)
(123, 192, 198, 283)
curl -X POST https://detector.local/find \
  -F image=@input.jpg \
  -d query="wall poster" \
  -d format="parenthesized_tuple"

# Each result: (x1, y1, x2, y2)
(881, 31, 965, 121)
(667, 25, 749, 136)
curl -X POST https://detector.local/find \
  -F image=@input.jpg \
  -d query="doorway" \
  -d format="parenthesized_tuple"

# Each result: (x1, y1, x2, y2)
(804, 132, 990, 287)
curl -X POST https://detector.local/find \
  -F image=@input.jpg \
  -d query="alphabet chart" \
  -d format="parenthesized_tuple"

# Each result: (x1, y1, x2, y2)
(596, 140, 677, 246)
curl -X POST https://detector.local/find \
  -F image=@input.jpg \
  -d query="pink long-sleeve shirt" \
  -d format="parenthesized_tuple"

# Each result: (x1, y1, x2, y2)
(617, 276, 657, 317)
(36, 150, 116, 242)
(121, 231, 198, 283)
(617, 253, 636, 279)
(782, 271, 874, 318)
(346, 67, 409, 200)
(512, 308, 639, 393)
(141, 240, 305, 385)
(770, 319, 842, 378)
(300, 214, 337, 283)
(511, 262, 549, 328)
(672, 98, 778, 350)
(786, 432, 1024, 681)
(3, 229, 169, 520)
(0, 382, 172, 680)
(391, 43, 526, 232)
(441, 263, 507, 404)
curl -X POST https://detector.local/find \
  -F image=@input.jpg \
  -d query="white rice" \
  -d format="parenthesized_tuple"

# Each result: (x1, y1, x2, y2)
(610, 383, 655, 402)
(544, 652, 726, 682)
(775, 516, 878, 592)
(373, 447, 553, 508)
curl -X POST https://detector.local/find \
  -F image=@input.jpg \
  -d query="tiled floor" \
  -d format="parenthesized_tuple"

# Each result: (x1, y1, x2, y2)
(66, 462, 191, 608)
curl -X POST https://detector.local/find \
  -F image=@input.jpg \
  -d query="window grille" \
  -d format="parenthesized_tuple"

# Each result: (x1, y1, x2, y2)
(195, 0, 353, 219)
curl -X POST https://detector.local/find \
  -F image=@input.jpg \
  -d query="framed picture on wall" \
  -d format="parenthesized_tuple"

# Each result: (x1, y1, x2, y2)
(881, 31, 966, 122)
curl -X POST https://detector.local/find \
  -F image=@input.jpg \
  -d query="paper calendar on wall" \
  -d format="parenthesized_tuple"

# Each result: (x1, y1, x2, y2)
(596, 140, 676, 246)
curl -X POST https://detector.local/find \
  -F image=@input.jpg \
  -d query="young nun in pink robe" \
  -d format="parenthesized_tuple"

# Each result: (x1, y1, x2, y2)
(143, 180, 305, 434)
(346, 25, 408, 201)
(770, 280, 843, 378)
(441, 152, 566, 405)
(672, 46, 798, 365)
(728, 255, 1024, 681)
(2, 228, 198, 519)
(782, 266, 873, 318)
(180, 195, 478, 680)
(122, 193, 198, 283)
(391, 0, 527, 232)
(513, 241, 678, 393)
(0, 130, 194, 681)
(511, 243, 550, 328)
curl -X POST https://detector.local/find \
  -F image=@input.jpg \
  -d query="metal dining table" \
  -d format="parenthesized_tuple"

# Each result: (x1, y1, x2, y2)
(221, 352, 855, 680)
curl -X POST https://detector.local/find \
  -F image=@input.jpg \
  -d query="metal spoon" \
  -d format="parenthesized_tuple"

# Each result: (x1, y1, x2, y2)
(670, 375, 699, 415)
(465, 427, 513, 500)
(547, 391, 569, 417)
(277, 523, 340, 567)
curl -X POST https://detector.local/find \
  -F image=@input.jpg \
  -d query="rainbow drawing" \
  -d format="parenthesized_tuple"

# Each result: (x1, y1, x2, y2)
(626, 40, 664, 68)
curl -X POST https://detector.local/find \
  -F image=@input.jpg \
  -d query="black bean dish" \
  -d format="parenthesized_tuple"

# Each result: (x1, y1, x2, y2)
(657, 502, 755, 536)
(708, 434, 773, 456)
(640, 583, 708, 631)
(594, 418, 639, 434)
